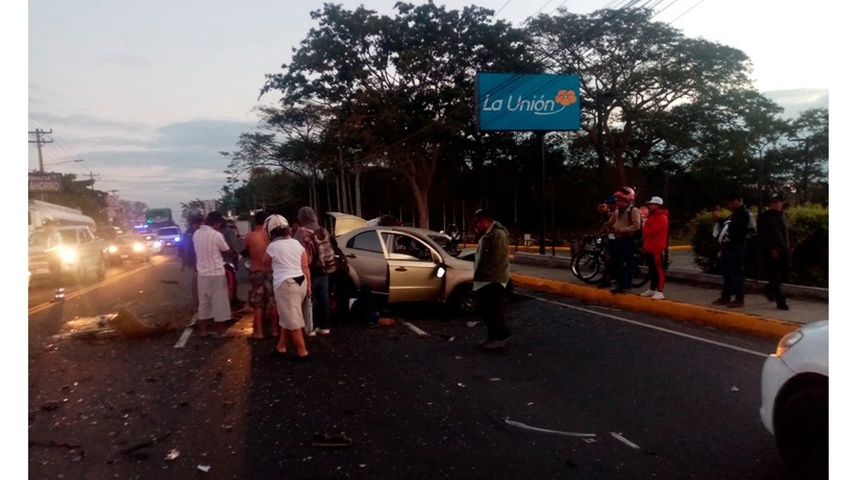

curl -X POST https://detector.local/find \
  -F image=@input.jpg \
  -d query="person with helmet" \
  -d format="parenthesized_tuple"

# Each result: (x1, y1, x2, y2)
(610, 187, 641, 294)
(192, 211, 233, 337)
(262, 214, 312, 360)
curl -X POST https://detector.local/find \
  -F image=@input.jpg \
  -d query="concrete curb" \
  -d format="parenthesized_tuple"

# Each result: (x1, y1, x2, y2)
(510, 273, 800, 341)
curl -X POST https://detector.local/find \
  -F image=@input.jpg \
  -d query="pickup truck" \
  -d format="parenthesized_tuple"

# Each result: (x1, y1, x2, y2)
(28, 226, 107, 285)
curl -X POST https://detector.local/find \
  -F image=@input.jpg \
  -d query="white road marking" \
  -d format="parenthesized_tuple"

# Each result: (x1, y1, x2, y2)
(504, 418, 596, 437)
(525, 294, 769, 358)
(610, 432, 641, 449)
(175, 327, 193, 348)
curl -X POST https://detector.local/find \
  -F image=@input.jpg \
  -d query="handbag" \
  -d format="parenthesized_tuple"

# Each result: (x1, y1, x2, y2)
(303, 294, 314, 335)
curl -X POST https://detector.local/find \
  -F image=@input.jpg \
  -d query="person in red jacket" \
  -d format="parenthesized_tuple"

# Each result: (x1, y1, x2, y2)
(640, 196, 669, 300)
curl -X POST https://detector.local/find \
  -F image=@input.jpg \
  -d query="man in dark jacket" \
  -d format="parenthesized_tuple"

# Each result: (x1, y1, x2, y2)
(472, 208, 512, 350)
(758, 194, 791, 310)
(713, 192, 752, 308)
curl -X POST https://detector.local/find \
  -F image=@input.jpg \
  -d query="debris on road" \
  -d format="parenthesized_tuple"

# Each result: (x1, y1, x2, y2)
(164, 449, 180, 461)
(311, 432, 353, 448)
(197, 464, 211, 472)
(504, 418, 596, 438)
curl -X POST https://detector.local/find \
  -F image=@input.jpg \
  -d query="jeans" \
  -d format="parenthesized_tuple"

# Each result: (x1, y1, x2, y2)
(311, 272, 330, 329)
(476, 282, 511, 341)
(614, 236, 636, 290)
(765, 251, 789, 306)
(720, 245, 746, 301)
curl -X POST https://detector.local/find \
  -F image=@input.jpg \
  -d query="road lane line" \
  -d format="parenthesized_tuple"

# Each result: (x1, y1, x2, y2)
(525, 294, 769, 358)
(610, 432, 641, 449)
(175, 327, 193, 348)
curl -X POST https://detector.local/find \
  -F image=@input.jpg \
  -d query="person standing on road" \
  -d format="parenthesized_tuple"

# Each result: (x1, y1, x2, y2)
(758, 194, 791, 310)
(193, 211, 233, 337)
(293, 206, 333, 336)
(473, 208, 512, 350)
(713, 192, 753, 308)
(610, 187, 641, 294)
(639, 196, 669, 300)
(245, 210, 279, 338)
(179, 212, 204, 309)
(263, 214, 312, 360)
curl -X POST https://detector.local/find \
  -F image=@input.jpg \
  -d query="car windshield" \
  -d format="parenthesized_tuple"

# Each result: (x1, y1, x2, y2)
(158, 227, 180, 236)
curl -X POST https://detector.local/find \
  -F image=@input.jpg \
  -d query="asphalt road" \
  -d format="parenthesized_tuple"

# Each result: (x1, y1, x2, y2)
(27, 255, 802, 479)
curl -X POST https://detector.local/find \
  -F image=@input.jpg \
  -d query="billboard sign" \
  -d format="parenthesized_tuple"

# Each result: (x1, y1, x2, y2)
(28, 172, 62, 192)
(476, 73, 580, 132)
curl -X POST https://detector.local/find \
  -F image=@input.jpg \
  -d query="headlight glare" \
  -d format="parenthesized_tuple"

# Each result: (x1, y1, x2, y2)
(775, 330, 803, 356)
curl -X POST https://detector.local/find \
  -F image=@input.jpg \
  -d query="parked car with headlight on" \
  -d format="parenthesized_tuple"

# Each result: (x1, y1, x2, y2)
(105, 234, 151, 265)
(760, 320, 828, 478)
(335, 225, 477, 313)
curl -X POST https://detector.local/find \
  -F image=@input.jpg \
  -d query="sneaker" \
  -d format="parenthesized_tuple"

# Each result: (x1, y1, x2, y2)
(712, 297, 731, 305)
(651, 292, 665, 300)
(777, 303, 790, 311)
(318, 329, 331, 335)
(639, 290, 655, 297)
(307, 329, 317, 337)
(726, 300, 745, 308)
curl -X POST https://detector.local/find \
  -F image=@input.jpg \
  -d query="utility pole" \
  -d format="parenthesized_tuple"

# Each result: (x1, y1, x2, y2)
(29, 129, 54, 173)
(88, 172, 100, 190)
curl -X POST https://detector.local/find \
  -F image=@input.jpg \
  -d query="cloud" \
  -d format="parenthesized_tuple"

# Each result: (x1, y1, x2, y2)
(763, 89, 829, 119)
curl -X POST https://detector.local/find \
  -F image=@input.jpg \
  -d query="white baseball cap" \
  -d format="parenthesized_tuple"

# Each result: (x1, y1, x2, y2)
(263, 214, 289, 238)
(646, 196, 664, 205)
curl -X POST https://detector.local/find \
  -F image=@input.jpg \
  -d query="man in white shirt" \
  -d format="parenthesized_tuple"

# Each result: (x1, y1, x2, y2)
(193, 211, 232, 337)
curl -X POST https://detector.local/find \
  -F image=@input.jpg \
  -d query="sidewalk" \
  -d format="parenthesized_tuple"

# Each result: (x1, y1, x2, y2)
(509, 247, 828, 340)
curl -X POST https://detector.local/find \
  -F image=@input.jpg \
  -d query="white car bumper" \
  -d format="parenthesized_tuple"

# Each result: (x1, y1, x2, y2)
(759, 354, 794, 434)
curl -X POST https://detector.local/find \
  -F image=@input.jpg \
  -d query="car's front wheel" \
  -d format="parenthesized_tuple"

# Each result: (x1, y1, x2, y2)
(774, 385, 828, 478)
(452, 285, 477, 314)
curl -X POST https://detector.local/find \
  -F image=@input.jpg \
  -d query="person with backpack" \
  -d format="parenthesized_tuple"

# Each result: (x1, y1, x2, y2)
(293, 206, 336, 336)
(610, 187, 641, 294)
(712, 192, 754, 308)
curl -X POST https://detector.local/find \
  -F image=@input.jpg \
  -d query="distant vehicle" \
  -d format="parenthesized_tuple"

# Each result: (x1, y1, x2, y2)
(156, 226, 182, 248)
(145, 208, 174, 231)
(28, 199, 95, 232)
(760, 320, 828, 478)
(105, 234, 151, 265)
(141, 232, 163, 254)
(28, 225, 106, 285)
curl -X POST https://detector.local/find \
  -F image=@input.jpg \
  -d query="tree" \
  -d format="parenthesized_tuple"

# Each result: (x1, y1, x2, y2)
(259, 1, 536, 228)
(526, 8, 756, 196)
(785, 108, 829, 204)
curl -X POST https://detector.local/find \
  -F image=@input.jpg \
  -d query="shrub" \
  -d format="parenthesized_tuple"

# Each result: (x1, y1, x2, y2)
(688, 204, 828, 288)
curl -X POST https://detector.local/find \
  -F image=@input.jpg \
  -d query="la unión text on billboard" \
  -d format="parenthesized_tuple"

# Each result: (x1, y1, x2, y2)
(476, 73, 580, 132)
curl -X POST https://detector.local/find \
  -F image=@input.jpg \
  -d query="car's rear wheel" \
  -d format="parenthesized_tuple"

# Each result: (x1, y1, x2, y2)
(774, 385, 828, 478)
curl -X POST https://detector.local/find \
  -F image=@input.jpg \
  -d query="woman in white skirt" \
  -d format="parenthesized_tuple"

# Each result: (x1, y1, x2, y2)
(262, 214, 311, 359)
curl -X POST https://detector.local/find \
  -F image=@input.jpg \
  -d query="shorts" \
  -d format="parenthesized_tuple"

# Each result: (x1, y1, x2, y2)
(274, 278, 306, 330)
(197, 274, 232, 322)
(247, 270, 275, 309)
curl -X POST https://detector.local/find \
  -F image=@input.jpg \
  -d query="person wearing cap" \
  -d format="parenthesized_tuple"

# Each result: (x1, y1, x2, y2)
(610, 187, 641, 294)
(758, 194, 791, 310)
(192, 211, 233, 337)
(263, 214, 312, 360)
(640, 196, 669, 300)
(473, 208, 512, 350)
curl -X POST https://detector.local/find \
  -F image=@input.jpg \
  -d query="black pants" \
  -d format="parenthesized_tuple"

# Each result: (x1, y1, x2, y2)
(476, 283, 511, 341)
(765, 252, 789, 306)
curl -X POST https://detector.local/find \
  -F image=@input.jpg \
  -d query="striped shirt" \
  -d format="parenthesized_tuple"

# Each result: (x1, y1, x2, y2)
(193, 224, 229, 276)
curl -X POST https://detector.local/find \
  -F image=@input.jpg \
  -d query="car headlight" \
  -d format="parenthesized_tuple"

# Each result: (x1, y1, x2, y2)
(775, 330, 804, 357)
(108, 245, 118, 254)
(58, 246, 78, 263)
(133, 243, 145, 252)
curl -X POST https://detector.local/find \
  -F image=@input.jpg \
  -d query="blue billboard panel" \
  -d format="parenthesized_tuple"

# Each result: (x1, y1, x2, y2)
(476, 73, 581, 132)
